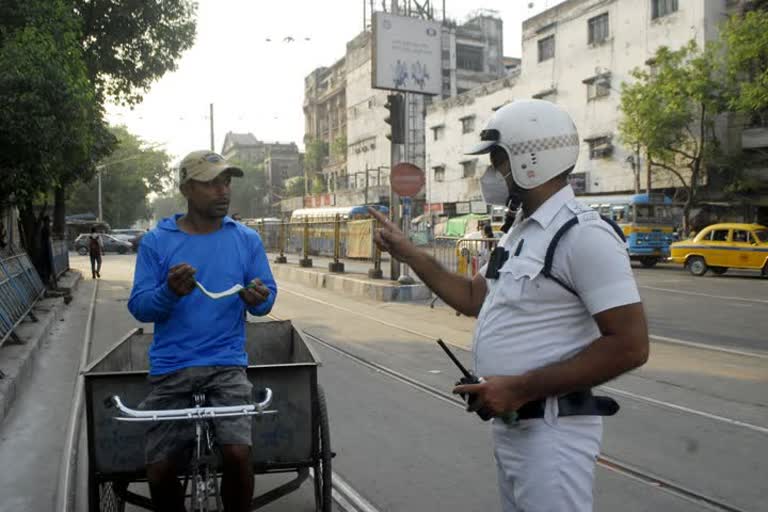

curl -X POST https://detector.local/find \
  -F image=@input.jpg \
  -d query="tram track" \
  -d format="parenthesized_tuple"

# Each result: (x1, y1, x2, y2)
(278, 284, 768, 435)
(286, 321, 751, 512)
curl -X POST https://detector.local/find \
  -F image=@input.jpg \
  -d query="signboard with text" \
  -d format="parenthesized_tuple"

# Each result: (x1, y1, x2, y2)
(372, 12, 442, 96)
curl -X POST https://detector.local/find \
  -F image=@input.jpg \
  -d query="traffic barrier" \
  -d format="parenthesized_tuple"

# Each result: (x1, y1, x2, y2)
(0, 245, 46, 347)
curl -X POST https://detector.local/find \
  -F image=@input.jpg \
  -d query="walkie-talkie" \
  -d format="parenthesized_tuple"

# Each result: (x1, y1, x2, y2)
(437, 339, 493, 421)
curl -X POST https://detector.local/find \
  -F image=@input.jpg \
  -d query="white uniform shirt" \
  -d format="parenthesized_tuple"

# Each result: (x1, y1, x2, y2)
(473, 185, 641, 376)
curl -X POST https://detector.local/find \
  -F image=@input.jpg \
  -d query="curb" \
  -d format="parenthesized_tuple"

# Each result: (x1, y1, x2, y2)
(0, 270, 83, 426)
(271, 264, 432, 302)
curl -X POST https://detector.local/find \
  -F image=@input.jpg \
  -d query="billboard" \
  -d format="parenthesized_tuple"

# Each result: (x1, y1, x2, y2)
(372, 12, 442, 96)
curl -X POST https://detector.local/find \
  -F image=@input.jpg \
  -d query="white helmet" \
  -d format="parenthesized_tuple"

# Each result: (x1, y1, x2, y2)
(466, 99, 580, 190)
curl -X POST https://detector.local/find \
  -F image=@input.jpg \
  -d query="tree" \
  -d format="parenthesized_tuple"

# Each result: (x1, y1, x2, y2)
(150, 192, 186, 223)
(74, 0, 197, 105)
(331, 135, 347, 162)
(0, 0, 107, 269)
(619, 42, 725, 234)
(722, 10, 768, 116)
(284, 177, 306, 198)
(67, 126, 173, 227)
(228, 160, 268, 219)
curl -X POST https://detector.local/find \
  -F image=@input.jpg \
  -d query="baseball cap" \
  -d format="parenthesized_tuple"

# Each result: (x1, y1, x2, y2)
(178, 150, 244, 184)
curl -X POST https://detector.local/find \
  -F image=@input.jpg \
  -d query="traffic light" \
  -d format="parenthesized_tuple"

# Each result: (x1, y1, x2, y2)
(384, 93, 405, 144)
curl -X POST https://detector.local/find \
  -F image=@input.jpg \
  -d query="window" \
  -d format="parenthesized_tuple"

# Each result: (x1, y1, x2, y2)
(460, 116, 475, 134)
(652, 0, 678, 20)
(461, 160, 477, 178)
(586, 136, 613, 159)
(707, 229, 729, 242)
(456, 44, 484, 71)
(431, 125, 445, 141)
(433, 166, 445, 182)
(733, 230, 749, 243)
(588, 13, 609, 45)
(538, 35, 555, 62)
(755, 230, 768, 243)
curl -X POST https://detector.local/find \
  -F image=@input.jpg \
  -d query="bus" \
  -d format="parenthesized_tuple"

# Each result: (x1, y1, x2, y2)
(576, 193, 679, 267)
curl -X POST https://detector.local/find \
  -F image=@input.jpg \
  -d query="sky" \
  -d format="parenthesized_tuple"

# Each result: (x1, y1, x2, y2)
(105, 0, 567, 162)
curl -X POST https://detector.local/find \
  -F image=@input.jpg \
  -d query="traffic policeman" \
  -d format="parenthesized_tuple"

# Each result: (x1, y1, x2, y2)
(369, 99, 649, 511)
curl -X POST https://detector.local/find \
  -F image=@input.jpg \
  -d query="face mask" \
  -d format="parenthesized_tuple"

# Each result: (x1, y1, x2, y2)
(480, 167, 512, 206)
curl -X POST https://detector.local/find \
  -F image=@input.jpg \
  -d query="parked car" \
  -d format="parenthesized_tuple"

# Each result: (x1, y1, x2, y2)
(111, 232, 144, 251)
(669, 223, 768, 277)
(74, 233, 133, 255)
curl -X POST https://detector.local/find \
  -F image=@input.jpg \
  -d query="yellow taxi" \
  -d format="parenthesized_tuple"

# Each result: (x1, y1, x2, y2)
(669, 223, 768, 276)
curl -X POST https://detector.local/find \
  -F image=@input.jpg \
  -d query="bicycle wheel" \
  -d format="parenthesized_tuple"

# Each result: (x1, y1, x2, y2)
(98, 481, 125, 512)
(313, 385, 332, 512)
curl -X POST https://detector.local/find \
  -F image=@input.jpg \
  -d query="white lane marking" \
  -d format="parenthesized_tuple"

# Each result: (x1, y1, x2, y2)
(278, 285, 768, 433)
(281, 284, 766, 359)
(599, 386, 768, 435)
(640, 285, 768, 305)
(650, 334, 768, 360)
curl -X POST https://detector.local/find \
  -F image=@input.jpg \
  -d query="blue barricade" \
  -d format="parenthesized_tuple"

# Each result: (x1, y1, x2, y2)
(0, 245, 46, 347)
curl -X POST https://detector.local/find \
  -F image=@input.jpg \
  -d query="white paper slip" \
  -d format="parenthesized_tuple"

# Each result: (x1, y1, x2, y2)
(195, 281, 245, 300)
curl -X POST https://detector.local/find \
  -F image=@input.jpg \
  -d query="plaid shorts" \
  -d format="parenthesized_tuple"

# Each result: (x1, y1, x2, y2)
(139, 366, 253, 465)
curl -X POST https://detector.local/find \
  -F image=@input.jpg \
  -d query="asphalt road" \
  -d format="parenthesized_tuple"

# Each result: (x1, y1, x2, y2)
(1, 252, 765, 511)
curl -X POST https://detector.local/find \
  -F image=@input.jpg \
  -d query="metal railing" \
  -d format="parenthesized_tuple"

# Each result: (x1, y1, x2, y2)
(51, 239, 70, 278)
(0, 245, 46, 347)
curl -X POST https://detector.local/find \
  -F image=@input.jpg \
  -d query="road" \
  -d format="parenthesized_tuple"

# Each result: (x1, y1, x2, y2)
(0, 251, 765, 511)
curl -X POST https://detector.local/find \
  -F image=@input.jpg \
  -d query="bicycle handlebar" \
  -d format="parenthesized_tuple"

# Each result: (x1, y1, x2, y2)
(105, 388, 276, 422)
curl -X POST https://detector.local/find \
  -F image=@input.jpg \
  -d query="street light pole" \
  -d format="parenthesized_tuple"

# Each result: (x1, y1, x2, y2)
(210, 103, 215, 152)
(97, 170, 103, 222)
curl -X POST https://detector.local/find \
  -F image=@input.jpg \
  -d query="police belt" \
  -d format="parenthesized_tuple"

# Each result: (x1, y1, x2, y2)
(515, 390, 619, 420)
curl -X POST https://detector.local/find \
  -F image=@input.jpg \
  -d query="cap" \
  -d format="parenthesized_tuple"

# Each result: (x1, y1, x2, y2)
(178, 150, 243, 184)
(465, 129, 501, 155)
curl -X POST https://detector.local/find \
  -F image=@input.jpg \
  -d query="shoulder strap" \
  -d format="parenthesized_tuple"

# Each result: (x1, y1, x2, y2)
(542, 214, 625, 297)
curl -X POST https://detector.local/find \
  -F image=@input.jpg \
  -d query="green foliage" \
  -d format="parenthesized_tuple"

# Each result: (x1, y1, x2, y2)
(228, 160, 268, 218)
(0, 0, 103, 207)
(304, 139, 329, 174)
(150, 192, 185, 222)
(73, 0, 197, 105)
(721, 10, 768, 113)
(311, 176, 327, 195)
(68, 126, 173, 227)
(331, 135, 347, 161)
(284, 176, 306, 197)
(619, 41, 725, 232)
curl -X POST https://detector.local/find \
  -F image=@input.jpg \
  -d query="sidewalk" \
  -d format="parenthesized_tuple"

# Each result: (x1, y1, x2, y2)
(267, 252, 432, 303)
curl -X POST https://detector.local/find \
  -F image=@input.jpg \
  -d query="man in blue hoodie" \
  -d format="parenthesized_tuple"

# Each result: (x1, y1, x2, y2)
(128, 150, 277, 512)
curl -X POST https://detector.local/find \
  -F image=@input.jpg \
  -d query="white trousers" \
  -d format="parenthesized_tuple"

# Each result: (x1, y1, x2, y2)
(492, 413, 602, 512)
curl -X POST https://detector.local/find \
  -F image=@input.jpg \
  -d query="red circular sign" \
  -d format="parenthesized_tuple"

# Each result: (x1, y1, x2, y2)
(390, 162, 425, 197)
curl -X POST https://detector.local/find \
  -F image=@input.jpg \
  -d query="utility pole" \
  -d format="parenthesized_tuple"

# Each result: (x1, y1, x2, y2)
(97, 171, 103, 222)
(209, 103, 215, 152)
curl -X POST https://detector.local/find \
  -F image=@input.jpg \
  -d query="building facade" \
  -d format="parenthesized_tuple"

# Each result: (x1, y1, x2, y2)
(302, 11, 508, 208)
(425, 0, 762, 219)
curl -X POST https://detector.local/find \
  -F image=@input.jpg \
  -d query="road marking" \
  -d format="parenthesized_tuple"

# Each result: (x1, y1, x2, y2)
(300, 327, 751, 512)
(599, 386, 768, 435)
(650, 334, 768, 360)
(281, 284, 767, 359)
(640, 285, 768, 305)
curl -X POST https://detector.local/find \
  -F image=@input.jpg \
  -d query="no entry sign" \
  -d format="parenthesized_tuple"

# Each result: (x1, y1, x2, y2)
(390, 162, 425, 197)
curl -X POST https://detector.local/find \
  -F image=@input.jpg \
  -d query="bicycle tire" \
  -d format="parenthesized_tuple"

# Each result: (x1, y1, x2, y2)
(313, 385, 333, 512)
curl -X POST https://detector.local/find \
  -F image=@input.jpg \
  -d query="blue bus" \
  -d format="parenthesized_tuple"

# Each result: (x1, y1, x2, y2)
(576, 193, 679, 267)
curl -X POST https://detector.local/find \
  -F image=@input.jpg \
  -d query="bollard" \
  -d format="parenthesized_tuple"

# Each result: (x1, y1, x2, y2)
(368, 217, 383, 279)
(299, 219, 313, 268)
(329, 213, 345, 272)
(274, 220, 287, 264)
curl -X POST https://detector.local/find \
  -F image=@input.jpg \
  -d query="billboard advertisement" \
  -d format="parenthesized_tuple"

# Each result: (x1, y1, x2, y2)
(372, 12, 441, 96)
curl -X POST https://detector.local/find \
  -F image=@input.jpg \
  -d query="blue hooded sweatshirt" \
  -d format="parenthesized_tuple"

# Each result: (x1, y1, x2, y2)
(128, 215, 277, 375)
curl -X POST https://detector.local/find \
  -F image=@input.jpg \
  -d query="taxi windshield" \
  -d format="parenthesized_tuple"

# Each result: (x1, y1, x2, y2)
(754, 230, 768, 243)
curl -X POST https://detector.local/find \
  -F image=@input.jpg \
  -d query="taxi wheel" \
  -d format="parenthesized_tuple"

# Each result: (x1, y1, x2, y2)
(762, 262, 768, 278)
(711, 267, 728, 275)
(687, 256, 708, 276)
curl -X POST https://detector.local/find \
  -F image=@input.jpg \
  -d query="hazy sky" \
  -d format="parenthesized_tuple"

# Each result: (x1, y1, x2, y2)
(105, 0, 566, 161)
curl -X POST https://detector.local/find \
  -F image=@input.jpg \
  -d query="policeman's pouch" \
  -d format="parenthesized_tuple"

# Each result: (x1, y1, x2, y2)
(485, 247, 509, 280)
